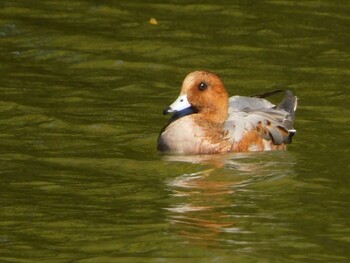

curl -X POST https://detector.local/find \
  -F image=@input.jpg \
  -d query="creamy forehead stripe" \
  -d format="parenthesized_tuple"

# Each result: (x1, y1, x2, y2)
(181, 73, 198, 93)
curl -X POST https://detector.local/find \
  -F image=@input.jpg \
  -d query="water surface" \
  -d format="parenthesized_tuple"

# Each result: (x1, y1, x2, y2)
(1, 1, 349, 262)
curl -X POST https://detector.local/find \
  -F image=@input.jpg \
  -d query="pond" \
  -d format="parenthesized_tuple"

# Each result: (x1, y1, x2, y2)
(1, 1, 349, 262)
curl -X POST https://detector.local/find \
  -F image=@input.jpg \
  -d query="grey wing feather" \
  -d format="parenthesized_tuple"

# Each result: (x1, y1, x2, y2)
(224, 91, 298, 145)
(229, 96, 275, 112)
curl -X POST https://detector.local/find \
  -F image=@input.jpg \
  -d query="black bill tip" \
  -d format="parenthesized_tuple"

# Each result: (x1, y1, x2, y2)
(163, 107, 172, 115)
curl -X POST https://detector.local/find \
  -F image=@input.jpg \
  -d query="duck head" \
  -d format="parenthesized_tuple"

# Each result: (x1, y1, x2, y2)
(163, 71, 229, 124)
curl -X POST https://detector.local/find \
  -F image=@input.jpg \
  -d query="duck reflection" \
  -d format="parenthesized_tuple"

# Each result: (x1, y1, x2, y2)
(164, 152, 295, 246)
(166, 170, 236, 245)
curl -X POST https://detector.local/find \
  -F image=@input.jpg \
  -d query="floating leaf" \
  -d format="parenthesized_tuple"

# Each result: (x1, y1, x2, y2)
(149, 17, 158, 25)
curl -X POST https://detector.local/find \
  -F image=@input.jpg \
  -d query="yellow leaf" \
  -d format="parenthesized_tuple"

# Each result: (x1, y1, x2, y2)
(149, 17, 158, 25)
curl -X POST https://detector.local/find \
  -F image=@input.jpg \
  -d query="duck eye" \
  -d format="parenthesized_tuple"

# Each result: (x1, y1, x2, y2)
(198, 82, 208, 91)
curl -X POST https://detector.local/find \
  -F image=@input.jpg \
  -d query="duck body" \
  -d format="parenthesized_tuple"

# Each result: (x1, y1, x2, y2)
(158, 71, 297, 155)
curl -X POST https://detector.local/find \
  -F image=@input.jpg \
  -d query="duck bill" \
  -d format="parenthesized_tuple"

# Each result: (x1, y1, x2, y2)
(163, 94, 191, 115)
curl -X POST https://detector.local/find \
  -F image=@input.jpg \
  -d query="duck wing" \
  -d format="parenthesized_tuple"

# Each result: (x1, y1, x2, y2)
(224, 90, 298, 145)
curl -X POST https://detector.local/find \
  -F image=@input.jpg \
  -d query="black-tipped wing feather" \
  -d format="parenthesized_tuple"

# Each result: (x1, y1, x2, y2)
(225, 90, 297, 145)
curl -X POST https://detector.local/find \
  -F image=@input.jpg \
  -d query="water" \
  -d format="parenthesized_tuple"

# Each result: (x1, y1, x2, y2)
(1, 1, 349, 262)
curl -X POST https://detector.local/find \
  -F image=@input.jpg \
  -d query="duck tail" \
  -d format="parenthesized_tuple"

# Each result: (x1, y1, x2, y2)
(276, 90, 298, 124)
(252, 89, 298, 144)
(252, 89, 298, 123)
(277, 90, 298, 143)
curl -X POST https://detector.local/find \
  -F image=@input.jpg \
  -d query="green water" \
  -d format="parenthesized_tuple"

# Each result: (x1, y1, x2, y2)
(1, 1, 349, 262)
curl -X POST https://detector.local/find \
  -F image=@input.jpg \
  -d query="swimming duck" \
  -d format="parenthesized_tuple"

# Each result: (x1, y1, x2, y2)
(158, 71, 297, 155)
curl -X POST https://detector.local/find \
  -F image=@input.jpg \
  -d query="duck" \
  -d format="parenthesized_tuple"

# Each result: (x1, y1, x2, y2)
(157, 71, 297, 155)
